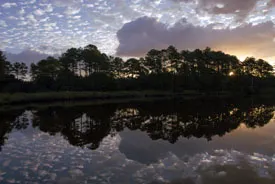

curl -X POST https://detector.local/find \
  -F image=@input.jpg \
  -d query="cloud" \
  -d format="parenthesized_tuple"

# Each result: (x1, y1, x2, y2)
(171, 0, 275, 22)
(86, 4, 94, 8)
(29, 0, 36, 4)
(5, 49, 51, 65)
(44, 4, 53, 12)
(64, 7, 81, 15)
(116, 16, 275, 62)
(26, 14, 37, 24)
(0, 20, 8, 27)
(51, 0, 83, 7)
(43, 22, 57, 31)
(8, 16, 18, 20)
(17, 20, 28, 26)
(18, 8, 25, 15)
(40, 17, 50, 23)
(1, 2, 17, 8)
(21, 0, 36, 5)
(197, 0, 258, 18)
(71, 15, 81, 19)
(34, 9, 45, 16)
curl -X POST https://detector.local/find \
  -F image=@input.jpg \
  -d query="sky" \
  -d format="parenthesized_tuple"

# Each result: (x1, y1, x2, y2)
(0, 0, 275, 64)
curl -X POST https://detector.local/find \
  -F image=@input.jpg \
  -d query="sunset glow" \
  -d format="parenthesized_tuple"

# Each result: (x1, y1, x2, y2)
(237, 55, 248, 62)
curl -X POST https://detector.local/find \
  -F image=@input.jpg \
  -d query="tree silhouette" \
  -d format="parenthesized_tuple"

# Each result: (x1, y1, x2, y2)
(110, 56, 125, 78)
(0, 45, 274, 93)
(12, 62, 28, 80)
(59, 47, 82, 75)
(31, 57, 61, 80)
(0, 51, 9, 80)
(145, 49, 164, 74)
(125, 58, 143, 78)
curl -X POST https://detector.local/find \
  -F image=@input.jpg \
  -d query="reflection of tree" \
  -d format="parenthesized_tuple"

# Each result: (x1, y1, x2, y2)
(32, 105, 117, 150)
(124, 103, 273, 142)
(0, 110, 29, 151)
(4, 99, 275, 150)
(32, 107, 82, 135)
(243, 105, 274, 128)
(63, 105, 116, 150)
(109, 100, 273, 142)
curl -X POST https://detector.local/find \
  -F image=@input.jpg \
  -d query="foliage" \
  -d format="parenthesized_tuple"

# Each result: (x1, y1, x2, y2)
(0, 51, 7, 80)
(12, 62, 28, 80)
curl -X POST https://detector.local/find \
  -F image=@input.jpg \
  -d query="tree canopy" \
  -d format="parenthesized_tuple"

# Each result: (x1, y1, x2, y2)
(0, 45, 274, 93)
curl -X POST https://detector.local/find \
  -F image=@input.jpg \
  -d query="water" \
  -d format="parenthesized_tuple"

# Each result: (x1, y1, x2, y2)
(1, 98, 275, 184)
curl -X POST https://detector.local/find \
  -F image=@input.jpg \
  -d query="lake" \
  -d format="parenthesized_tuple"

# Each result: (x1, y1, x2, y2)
(1, 97, 275, 184)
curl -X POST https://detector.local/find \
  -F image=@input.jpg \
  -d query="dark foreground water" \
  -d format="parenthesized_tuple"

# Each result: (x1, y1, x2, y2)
(1, 98, 275, 184)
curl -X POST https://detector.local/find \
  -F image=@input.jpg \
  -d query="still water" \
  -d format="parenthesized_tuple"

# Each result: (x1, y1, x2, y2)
(1, 98, 275, 184)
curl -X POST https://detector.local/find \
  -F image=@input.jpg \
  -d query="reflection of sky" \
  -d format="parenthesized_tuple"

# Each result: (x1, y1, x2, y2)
(1, 119, 275, 183)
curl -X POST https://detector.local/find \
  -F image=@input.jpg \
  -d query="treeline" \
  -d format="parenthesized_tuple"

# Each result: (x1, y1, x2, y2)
(0, 45, 274, 93)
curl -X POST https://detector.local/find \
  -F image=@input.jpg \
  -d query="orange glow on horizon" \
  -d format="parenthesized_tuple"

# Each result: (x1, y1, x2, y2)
(222, 49, 274, 64)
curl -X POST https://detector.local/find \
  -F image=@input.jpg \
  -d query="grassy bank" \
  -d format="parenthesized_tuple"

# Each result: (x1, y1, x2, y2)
(0, 90, 274, 112)
(0, 90, 207, 106)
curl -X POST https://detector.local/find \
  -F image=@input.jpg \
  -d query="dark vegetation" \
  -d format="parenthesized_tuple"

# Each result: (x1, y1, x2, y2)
(0, 91, 182, 106)
(0, 45, 274, 94)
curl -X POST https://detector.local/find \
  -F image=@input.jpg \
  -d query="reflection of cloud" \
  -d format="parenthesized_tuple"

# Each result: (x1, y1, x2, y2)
(134, 150, 275, 183)
(1, 122, 275, 184)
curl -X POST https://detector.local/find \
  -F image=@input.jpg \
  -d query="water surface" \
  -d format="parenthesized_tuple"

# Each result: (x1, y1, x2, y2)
(1, 98, 275, 183)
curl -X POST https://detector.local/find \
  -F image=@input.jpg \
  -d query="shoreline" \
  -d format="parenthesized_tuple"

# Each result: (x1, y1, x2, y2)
(0, 90, 275, 112)
(0, 90, 203, 105)
(0, 90, 232, 109)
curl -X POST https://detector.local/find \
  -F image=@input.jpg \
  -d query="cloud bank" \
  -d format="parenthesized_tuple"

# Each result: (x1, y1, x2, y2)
(5, 50, 51, 65)
(116, 16, 275, 62)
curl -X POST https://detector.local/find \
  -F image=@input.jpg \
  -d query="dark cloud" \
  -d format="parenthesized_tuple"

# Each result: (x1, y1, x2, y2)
(5, 49, 52, 66)
(269, 0, 275, 6)
(172, 0, 274, 21)
(116, 16, 275, 61)
(198, 0, 258, 18)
